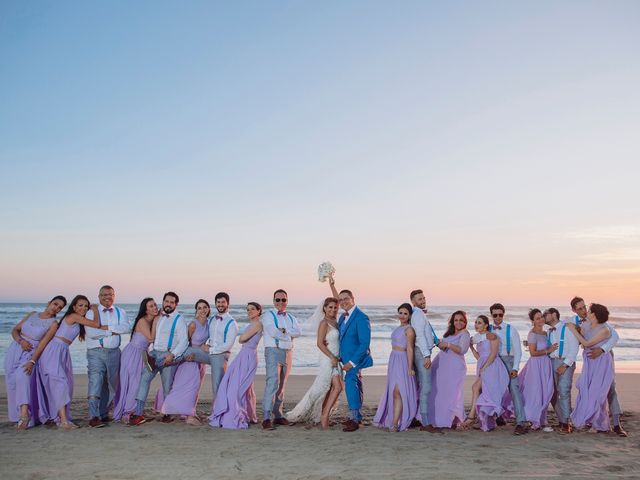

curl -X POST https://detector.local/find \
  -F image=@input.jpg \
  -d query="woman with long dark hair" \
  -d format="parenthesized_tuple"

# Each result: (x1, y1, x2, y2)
(37, 295, 101, 428)
(4, 295, 67, 430)
(114, 298, 158, 424)
(427, 310, 470, 429)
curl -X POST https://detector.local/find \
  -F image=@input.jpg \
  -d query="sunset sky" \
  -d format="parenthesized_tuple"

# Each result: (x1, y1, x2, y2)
(1, 1, 639, 305)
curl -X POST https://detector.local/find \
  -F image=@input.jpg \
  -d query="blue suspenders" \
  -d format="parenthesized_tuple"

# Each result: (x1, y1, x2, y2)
(167, 314, 182, 351)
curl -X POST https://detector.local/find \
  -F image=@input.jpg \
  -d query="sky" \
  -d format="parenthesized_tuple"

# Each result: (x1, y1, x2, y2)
(1, 1, 639, 306)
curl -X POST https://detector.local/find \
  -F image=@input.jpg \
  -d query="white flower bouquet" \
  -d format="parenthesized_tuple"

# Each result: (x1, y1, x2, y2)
(317, 261, 335, 282)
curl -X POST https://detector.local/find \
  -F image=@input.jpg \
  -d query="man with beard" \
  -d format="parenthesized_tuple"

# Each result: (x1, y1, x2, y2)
(207, 292, 238, 401)
(130, 291, 188, 425)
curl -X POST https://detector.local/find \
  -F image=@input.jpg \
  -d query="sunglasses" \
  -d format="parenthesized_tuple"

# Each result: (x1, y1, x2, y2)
(492, 313, 504, 318)
(274, 298, 288, 303)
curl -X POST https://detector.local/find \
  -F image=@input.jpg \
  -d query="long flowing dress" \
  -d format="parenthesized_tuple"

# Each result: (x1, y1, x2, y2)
(570, 325, 615, 431)
(473, 334, 510, 431)
(36, 320, 80, 424)
(373, 325, 418, 431)
(209, 328, 262, 429)
(4, 313, 57, 426)
(427, 330, 470, 428)
(286, 323, 341, 424)
(155, 320, 209, 416)
(519, 331, 554, 429)
(113, 332, 151, 422)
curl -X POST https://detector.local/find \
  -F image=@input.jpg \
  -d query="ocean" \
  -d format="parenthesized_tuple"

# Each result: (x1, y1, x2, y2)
(1, 303, 639, 374)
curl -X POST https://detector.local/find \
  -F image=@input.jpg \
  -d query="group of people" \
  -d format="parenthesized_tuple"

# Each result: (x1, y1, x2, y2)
(4, 278, 627, 437)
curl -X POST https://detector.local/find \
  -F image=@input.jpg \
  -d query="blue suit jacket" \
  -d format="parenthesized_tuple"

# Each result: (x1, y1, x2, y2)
(338, 306, 373, 369)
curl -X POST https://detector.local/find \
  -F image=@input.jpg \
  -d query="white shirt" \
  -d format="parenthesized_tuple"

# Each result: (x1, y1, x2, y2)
(208, 311, 238, 354)
(570, 315, 619, 353)
(491, 321, 522, 371)
(411, 307, 435, 358)
(261, 309, 301, 350)
(85, 304, 130, 349)
(548, 321, 579, 367)
(153, 312, 189, 357)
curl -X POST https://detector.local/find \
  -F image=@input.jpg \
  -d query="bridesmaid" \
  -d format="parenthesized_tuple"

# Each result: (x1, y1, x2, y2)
(427, 310, 470, 429)
(114, 297, 157, 425)
(37, 295, 101, 428)
(156, 299, 211, 425)
(4, 295, 66, 430)
(519, 308, 556, 431)
(568, 303, 614, 433)
(209, 302, 263, 429)
(464, 315, 509, 431)
(373, 303, 418, 432)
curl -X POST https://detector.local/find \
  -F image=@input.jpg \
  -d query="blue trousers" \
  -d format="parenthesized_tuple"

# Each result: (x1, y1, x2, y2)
(499, 355, 525, 424)
(87, 347, 121, 419)
(135, 350, 180, 403)
(263, 347, 291, 420)
(551, 358, 575, 424)
(344, 367, 363, 422)
(413, 347, 432, 426)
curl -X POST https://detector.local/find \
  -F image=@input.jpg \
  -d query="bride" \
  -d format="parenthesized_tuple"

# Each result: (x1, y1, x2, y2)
(285, 296, 343, 429)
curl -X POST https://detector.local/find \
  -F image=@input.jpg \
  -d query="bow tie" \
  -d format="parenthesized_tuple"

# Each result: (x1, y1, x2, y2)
(493, 325, 502, 330)
(549, 327, 557, 332)
(103, 307, 113, 313)
(344, 312, 350, 318)
(277, 311, 287, 316)
(215, 315, 223, 321)
(579, 318, 586, 324)
(162, 313, 171, 317)
(422, 309, 428, 314)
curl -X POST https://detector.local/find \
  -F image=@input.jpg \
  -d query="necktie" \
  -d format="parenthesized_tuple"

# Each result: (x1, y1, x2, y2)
(103, 307, 114, 313)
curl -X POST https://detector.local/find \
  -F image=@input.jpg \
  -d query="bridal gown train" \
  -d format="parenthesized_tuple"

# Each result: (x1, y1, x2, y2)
(285, 324, 340, 424)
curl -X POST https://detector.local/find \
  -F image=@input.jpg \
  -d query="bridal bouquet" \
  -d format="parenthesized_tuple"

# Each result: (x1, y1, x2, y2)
(317, 261, 335, 282)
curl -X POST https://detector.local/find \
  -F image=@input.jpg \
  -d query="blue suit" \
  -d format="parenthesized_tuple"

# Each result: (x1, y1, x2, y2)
(339, 306, 373, 421)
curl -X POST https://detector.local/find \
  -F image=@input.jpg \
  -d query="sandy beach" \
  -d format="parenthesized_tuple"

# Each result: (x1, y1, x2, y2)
(0, 373, 638, 480)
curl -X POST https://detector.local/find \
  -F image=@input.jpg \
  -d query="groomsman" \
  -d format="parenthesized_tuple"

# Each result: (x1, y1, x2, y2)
(261, 289, 301, 429)
(85, 285, 130, 428)
(208, 292, 238, 401)
(544, 307, 579, 434)
(489, 303, 527, 435)
(409, 289, 440, 433)
(130, 291, 188, 425)
(569, 296, 627, 436)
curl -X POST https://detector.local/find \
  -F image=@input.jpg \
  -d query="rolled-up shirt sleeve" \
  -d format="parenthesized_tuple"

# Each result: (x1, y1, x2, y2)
(170, 321, 189, 357)
(411, 310, 430, 358)
(219, 321, 238, 352)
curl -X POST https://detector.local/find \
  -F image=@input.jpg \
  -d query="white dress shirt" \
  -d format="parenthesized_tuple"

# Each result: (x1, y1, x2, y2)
(85, 304, 130, 349)
(548, 321, 579, 367)
(208, 311, 238, 354)
(411, 307, 435, 358)
(570, 315, 619, 353)
(153, 312, 189, 357)
(491, 322, 522, 371)
(261, 308, 301, 350)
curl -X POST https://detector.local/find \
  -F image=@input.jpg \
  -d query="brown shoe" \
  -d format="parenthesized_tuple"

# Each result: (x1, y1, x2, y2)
(613, 425, 628, 437)
(274, 418, 290, 426)
(129, 415, 146, 426)
(262, 419, 275, 430)
(101, 416, 112, 423)
(558, 423, 573, 434)
(514, 424, 527, 435)
(420, 425, 443, 434)
(160, 415, 174, 423)
(496, 416, 506, 427)
(89, 417, 105, 428)
(342, 419, 360, 432)
(409, 419, 422, 429)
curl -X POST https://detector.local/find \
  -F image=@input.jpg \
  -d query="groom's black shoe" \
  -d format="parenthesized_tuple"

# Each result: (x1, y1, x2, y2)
(343, 420, 359, 432)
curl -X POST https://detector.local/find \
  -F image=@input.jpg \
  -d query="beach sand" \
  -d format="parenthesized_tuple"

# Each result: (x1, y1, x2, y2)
(0, 373, 638, 480)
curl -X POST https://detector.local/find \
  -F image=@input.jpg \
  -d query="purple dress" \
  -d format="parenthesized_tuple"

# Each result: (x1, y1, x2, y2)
(519, 331, 554, 429)
(4, 313, 57, 425)
(427, 330, 470, 428)
(373, 325, 418, 431)
(155, 320, 209, 416)
(474, 335, 510, 431)
(36, 320, 80, 424)
(113, 331, 151, 421)
(209, 327, 262, 429)
(571, 325, 614, 431)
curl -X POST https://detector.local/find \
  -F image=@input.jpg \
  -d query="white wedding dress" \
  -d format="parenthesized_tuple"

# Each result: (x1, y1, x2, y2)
(285, 323, 340, 424)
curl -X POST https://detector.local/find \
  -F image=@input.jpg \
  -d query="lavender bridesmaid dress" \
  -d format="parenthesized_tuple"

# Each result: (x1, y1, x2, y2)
(518, 331, 554, 429)
(373, 325, 418, 431)
(36, 320, 80, 424)
(474, 334, 510, 431)
(427, 330, 470, 428)
(4, 313, 56, 425)
(570, 325, 614, 431)
(113, 331, 151, 421)
(156, 320, 209, 416)
(209, 328, 262, 429)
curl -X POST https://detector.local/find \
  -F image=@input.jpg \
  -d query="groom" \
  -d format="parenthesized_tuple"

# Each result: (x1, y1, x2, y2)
(337, 288, 372, 432)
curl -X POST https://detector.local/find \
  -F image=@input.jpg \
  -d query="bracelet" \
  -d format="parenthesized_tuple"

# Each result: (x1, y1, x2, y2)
(28, 360, 36, 365)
